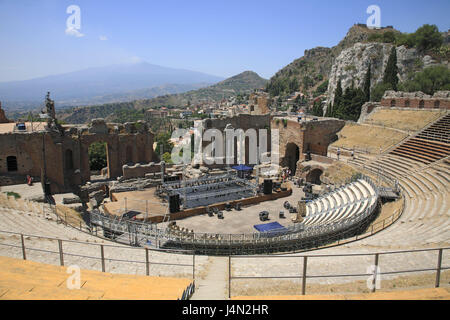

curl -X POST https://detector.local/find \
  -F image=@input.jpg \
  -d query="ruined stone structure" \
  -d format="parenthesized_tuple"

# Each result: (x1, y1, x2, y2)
(0, 119, 155, 194)
(248, 91, 270, 115)
(198, 113, 344, 174)
(145, 109, 168, 121)
(357, 101, 381, 123)
(273, 117, 345, 176)
(381, 91, 450, 109)
(200, 114, 271, 165)
(0, 102, 11, 124)
(122, 162, 162, 180)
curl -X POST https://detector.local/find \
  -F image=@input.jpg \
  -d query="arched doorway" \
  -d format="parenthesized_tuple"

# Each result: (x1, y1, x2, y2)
(285, 143, 300, 175)
(306, 168, 323, 185)
(88, 142, 108, 181)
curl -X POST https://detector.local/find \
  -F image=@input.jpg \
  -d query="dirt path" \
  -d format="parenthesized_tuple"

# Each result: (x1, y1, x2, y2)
(191, 256, 229, 300)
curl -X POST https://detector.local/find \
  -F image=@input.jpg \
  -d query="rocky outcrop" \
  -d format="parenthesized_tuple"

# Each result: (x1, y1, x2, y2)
(326, 43, 429, 104)
(267, 24, 404, 99)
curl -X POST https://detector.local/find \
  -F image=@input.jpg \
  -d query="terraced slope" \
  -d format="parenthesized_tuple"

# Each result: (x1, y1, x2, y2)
(390, 113, 450, 164)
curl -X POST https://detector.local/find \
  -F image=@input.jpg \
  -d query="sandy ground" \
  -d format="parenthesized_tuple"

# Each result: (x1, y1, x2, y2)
(330, 123, 408, 154)
(364, 109, 446, 132)
(0, 184, 44, 200)
(230, 270, 450, 297)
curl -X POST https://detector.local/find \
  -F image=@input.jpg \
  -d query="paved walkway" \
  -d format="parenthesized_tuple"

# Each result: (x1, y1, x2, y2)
(191, 256, 229, 300)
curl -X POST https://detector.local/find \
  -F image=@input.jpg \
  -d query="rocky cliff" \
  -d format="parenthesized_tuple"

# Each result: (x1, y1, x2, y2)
(326, 42, 448, 105)
(266, 24, 402, 98)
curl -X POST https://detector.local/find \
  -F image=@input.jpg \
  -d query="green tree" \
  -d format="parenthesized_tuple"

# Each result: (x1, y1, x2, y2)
(302, 76, 313, 90)
(331, 80, 366, 121)
(155, 132, 174, 156)
(332, 79, 343, 115)
(399, 65, 450, 95)
(383, 47, 399, 91)
(324, 103, 333, 117)
(289, 77, 299, 93)
(412, 24, 443, 52)
(371, 82, 394, 102)
(382, 31, 396, 43)
(363, 63, 372, 102)
(88, 142, 107, 171)
(162, 152, 173, 164)
(314, 80, 329, 97)
(311, 99, 324, 117)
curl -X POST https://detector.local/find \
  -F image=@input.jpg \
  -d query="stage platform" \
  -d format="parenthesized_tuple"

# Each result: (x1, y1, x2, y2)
(102, 183, 294, 231)
(103, 188, 168, 220)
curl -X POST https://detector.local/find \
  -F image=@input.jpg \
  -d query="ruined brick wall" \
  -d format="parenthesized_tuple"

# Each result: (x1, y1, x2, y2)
(200, 114, 271, 165)
(249, 92, 270, 115)
(273, 117, 344, 175)
(122, 163, 162, 180)
(303, 120, 346, 157)
(0, 131, 67, 192)
(0, 119, 155, 194)
(380, 91, 450, 109)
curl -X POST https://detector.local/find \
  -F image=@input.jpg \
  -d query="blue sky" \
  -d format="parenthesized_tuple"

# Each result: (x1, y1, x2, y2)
(0, 0, 448, 82)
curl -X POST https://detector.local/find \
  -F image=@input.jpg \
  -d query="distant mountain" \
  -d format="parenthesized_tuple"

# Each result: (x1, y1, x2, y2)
(136, 70, 269, 108)
(57, 71, 268, 124)
(0, 62, 224, 108)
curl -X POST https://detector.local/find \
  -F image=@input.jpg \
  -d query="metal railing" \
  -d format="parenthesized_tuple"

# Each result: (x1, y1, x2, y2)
(1, 172, 402, 257)
(0, 229, 196, 280)
(87, 175, 382, 255)
(228, 247, 449, 298)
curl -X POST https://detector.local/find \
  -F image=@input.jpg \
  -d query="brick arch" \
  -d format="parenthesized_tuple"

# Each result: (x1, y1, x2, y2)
(283, 142, 300, 175)
(299, 164, 326, 185)
(306, 168, 323, 185)
(419, 100, 425, 108)
(79, 134, 116, 182)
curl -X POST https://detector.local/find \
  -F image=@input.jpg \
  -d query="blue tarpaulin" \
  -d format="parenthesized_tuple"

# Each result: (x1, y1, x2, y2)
(232, 165, 253, 171)
(254, 222, 287, 233)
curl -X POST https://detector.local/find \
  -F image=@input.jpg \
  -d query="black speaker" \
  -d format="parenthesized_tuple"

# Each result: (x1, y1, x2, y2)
(263, 179, 273, 195)
(169, 194, 180, 213)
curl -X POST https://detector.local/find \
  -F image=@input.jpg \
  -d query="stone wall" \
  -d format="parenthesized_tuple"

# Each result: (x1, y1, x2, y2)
(122, 162, 162, 180)
(249, 92, 270, 115)
(380, 91, 450, 109)
(272, 118, 345, 175)
(0, 119, 156, 194)
(358, 102, 381, 123)
(200, 114, 271, 165)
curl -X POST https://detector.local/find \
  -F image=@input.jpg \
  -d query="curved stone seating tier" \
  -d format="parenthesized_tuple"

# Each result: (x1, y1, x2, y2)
(347, 153, 450, 248)
(301, 180, 377, 229)
(389, 114, 450, 164)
